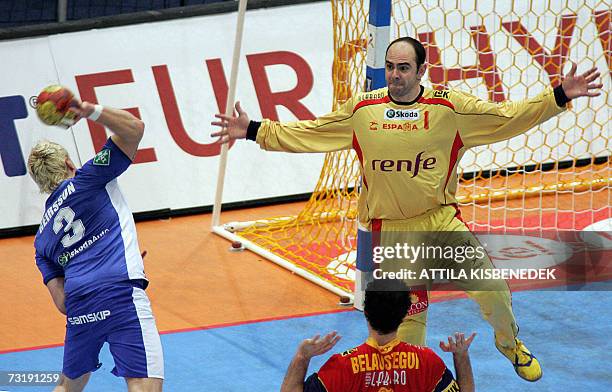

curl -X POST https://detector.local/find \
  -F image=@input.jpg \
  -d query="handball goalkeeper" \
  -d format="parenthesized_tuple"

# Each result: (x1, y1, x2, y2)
(212, 36, 602, 382)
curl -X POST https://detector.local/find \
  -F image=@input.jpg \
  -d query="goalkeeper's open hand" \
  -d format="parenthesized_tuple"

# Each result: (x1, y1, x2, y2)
(561, 62, 602, 100)
(211, 101, 250, 143)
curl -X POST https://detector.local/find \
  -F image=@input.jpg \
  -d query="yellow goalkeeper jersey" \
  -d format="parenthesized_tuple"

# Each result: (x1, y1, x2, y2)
(254, 86, 567, 226)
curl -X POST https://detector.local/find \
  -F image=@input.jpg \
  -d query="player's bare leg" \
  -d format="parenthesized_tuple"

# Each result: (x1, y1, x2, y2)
(53, 372, 91, 392)
(125, 377, 163, 392)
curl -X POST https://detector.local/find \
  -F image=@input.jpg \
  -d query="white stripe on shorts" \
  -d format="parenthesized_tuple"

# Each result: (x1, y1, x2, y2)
(132, 287, 164, 379)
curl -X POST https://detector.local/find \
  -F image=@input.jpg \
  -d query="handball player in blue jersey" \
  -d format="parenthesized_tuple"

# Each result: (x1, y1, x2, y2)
(28, 99, 164, 391)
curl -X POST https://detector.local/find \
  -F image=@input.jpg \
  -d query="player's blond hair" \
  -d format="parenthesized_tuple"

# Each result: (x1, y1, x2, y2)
(28, 141, 71, 194)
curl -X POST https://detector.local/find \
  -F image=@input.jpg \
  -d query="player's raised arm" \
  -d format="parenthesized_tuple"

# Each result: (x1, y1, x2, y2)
(69, 100, 145, 160)
(211, 101, 251, 143)
(281, 332, 341, 392)
(560, 62, 602, 99)
(455, 64, 602, 148)
(211, 99, 356, 153)
(439, 332, 477, 392)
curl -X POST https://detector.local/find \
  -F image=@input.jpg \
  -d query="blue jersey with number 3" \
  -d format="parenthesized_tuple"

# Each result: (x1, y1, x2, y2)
(34, 138, 147, 298)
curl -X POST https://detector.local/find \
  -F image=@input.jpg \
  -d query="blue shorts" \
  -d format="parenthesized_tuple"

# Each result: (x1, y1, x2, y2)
(63, 283, 164, 380)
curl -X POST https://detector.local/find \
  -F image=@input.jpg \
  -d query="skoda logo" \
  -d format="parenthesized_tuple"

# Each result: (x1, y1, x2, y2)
(386, 109, 395, 118)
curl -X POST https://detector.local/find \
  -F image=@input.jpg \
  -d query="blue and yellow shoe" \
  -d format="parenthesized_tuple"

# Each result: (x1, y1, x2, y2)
(495, 338, 542, 382)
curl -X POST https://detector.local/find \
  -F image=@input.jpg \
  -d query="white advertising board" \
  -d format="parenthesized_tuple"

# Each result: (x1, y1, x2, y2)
(0, 1, 608, 229)
(1, 3, 334, 229)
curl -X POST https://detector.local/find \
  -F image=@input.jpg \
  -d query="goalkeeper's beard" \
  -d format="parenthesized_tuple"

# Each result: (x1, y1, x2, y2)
(388, 81, 416, 102)
(387, 79, 420, 102)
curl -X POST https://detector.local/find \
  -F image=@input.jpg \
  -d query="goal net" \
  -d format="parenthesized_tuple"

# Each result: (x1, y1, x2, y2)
(213, 0, 610, 299)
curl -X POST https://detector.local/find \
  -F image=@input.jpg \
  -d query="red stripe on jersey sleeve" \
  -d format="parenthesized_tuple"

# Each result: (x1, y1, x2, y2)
(443, 131, 464, 204)
(417, 97, 455, 110)
(352, 95, 390, 113)
(352, 132, 368, 189)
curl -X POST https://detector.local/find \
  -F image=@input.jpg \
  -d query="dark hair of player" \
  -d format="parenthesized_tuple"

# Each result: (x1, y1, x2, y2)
(364, 279, 411, 335)
(385, 36, 427, 69)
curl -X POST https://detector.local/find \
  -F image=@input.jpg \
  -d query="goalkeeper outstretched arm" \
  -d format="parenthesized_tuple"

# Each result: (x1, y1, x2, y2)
(211, 100, 355, 153)
(457, 63, 602, 148)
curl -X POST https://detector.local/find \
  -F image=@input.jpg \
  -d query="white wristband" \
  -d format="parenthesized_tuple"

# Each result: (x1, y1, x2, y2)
(87, 104, 103, 121)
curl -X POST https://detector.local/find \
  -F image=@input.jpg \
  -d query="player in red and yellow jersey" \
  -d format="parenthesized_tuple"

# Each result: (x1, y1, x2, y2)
(280, 279, 475, 392)
(212, 37, 602, 382)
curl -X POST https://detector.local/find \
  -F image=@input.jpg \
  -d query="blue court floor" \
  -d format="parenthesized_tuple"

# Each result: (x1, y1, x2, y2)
(2, 283, 611, 391)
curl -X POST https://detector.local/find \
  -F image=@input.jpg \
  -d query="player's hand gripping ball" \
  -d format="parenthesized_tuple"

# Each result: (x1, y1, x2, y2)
(36, 85, 78, 128)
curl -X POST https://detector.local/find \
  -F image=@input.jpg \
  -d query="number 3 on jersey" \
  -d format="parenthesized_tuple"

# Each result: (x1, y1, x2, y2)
(53, 207, 85, 248)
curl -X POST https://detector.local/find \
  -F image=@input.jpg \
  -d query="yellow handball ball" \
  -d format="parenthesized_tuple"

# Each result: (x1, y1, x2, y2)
(36, 85, 76, 127)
